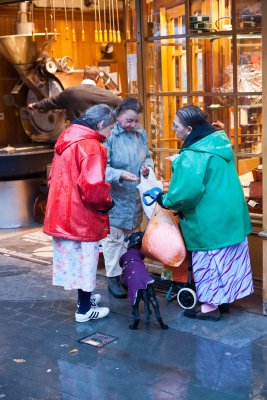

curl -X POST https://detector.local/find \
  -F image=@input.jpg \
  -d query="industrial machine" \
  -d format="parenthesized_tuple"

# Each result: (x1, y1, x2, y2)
(0, 3, 66, 228)
(0, 1, 121, 228)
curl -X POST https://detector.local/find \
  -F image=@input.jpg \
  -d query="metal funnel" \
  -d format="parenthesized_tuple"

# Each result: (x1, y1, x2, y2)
(0, 33, 54, 65)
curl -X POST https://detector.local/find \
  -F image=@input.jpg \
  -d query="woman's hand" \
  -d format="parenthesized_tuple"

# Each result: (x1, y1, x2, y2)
(212, 120, 224, 130)
(120, 171, 139, 182)
(140, 164, 150, 177)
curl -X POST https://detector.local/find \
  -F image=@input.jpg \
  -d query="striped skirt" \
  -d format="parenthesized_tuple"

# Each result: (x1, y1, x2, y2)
(192, 238, 254, 305)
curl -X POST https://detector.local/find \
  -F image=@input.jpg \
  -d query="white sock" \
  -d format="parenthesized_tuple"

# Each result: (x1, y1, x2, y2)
(201, 303, 218, 313)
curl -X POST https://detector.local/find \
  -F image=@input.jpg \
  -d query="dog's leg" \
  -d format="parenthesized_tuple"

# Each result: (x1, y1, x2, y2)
(129, 291, 141, 330)
(142, 289, 152, 320)
(147, 285, 168, 329)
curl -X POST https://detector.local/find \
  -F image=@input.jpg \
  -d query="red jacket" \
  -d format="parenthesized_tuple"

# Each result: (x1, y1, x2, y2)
(43, 124, 112, 242)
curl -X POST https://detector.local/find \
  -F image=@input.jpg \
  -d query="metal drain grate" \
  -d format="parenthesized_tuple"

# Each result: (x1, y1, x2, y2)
(79, 332, 118, 348)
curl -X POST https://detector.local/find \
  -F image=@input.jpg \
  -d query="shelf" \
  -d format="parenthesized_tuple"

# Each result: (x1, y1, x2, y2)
(238, 105, 262, 109)
(240, 124, 262, 127)
(230, 134, 262, 137)
(208, 105, 231, 109)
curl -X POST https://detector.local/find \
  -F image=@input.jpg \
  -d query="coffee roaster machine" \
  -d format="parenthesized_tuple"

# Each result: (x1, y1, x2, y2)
(0, 4, 69, 228)
(0, 0, 122, 228)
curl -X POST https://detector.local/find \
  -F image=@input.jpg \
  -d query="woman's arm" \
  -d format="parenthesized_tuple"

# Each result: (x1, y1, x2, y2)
(77, 153, 112, 211)
(162, 152, 207, 211)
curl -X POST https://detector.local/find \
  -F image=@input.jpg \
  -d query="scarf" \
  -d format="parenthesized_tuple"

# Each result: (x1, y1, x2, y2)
(71, 118, 92, 128)
(181, 121, 217, 150)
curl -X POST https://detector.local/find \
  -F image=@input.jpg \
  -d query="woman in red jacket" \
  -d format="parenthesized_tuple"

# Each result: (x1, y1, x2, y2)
(44, 104, 116, 322)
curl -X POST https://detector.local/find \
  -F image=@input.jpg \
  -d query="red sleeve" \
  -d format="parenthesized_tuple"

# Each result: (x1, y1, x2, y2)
(77, 153, 112, 211)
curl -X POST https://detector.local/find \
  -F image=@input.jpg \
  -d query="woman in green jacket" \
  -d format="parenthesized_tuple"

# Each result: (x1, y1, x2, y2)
(157, 105, 253, 321)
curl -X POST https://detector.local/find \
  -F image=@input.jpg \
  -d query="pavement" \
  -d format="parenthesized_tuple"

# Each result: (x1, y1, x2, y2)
(0, 229, 267, 400)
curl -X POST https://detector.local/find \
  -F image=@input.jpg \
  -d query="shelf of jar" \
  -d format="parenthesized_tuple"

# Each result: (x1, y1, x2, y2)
(146, 30, 262, 41)
(146, 94, 262, 100)
(240, 124, 262, 127)
(237, 105, 262, 109)
(208, 105, 262, 110)
(230, 134, 262, 137)
(236, 152, 262, 158)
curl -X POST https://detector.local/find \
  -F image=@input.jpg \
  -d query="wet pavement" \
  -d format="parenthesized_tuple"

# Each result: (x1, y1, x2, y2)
(0, 249, 267, 399)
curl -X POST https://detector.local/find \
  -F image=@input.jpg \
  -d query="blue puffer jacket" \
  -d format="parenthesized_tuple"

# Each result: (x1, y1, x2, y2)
(104, 122, 154, 229)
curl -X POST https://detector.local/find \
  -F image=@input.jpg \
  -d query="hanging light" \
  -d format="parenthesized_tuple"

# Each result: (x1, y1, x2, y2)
(94, 0, 99, 42)
(63, 0, 69, 39)
(80, 0, 85, 41)
(31, 1, 35, 42)
(115, 0, 121, 43)
(108, 0, 113, 42)
(44, 0, 48, 40)
(103, 0, 108, 43)
(52, 0, 57, 41)
(71, 0, 76, 42)
(111, 0, 116, 43)
(97, 0, 103, 43)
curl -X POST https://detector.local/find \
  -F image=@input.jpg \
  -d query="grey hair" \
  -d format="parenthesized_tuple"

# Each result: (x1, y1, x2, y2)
(79, 104, 116, 130)
(176, 105, 208, 128)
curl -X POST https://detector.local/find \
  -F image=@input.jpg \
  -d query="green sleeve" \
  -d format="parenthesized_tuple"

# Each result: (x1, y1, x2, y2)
(162, 151, 207, 211)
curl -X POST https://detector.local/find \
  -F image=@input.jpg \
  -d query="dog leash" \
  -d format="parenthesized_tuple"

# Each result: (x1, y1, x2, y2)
(142, 187, 162, 206)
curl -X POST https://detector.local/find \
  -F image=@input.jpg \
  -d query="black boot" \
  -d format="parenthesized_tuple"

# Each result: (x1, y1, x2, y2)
(108, 276, 127, 298)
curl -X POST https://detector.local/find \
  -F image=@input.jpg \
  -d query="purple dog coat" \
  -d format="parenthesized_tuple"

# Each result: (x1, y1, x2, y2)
(119, 248, 154, 305)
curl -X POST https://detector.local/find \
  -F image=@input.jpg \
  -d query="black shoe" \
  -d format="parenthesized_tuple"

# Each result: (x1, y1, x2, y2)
(218, 303, 230, 313)
(184, 306, 220, 321)
(108, 276, 127, 298)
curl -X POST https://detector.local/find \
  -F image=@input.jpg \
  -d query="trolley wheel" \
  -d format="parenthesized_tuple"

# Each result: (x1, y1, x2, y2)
(177, 288, 197, 310)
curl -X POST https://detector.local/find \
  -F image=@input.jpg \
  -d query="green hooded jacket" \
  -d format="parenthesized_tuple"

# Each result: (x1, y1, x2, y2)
(162, 130, 252, 251)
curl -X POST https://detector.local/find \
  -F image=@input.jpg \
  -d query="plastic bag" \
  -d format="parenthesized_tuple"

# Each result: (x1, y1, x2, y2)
(137, 169, 163, 219)
(141, 204, 186, 267)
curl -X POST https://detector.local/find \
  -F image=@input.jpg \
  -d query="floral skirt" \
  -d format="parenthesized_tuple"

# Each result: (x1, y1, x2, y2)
(52, 238, 99, 292)
(192, 238, 254, 305)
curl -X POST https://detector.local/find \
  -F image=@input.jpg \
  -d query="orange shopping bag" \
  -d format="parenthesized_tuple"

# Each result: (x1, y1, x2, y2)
(141, 204, 186, 267)
(162, 253, 190, 283)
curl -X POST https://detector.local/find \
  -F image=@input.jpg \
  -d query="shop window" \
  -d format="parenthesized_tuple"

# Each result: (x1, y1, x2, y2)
(124, 0, 263, 215)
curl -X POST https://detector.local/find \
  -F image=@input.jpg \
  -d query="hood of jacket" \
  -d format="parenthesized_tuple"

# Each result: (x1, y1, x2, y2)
(55, 124, 105, 155)
(182, 130, 233, 162)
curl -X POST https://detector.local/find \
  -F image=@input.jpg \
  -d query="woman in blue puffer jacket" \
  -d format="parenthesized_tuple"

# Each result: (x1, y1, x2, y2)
(101, 98, 154, 298)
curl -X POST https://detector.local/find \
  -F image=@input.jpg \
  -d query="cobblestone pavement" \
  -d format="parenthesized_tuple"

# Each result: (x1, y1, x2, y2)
(0, 251, 267, 400)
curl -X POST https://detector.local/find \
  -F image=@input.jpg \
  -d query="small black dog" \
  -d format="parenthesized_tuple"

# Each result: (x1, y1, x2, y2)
(119, 232, 168, 330)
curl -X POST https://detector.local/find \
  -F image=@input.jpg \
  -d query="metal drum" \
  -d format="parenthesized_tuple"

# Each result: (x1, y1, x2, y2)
(0, 178, 45, 228)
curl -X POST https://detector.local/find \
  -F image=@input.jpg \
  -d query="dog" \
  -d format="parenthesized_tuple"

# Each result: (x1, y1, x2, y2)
(119, 232, 168, 330)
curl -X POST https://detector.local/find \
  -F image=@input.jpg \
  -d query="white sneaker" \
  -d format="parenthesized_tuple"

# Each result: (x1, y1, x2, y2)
(75, 306, 110, 323)
(91, 294, 101, 307)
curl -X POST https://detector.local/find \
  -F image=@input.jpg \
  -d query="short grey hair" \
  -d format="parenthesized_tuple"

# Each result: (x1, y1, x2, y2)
(79, 104, 116, 130)
(176, 105, 208, 128)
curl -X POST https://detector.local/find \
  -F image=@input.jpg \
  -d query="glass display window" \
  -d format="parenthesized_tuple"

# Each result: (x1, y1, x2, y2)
(144, 1, 186, 38)
(126, 42, 139, 95)
(236, 0, 262, 31)
(146, 40, 187, 93)
(125, 0, 137, 40)
(189, 36, 233, 93)
(125, 0, 262, 214)
(237, 96, 262, 155)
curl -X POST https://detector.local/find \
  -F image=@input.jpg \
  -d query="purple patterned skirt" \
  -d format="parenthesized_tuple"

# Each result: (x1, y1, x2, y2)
(192, 238, 254, 305)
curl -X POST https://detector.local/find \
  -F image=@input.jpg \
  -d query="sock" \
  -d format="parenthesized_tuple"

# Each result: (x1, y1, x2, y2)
(77, 289, 91, 314)
(201, 303, 218, 313)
